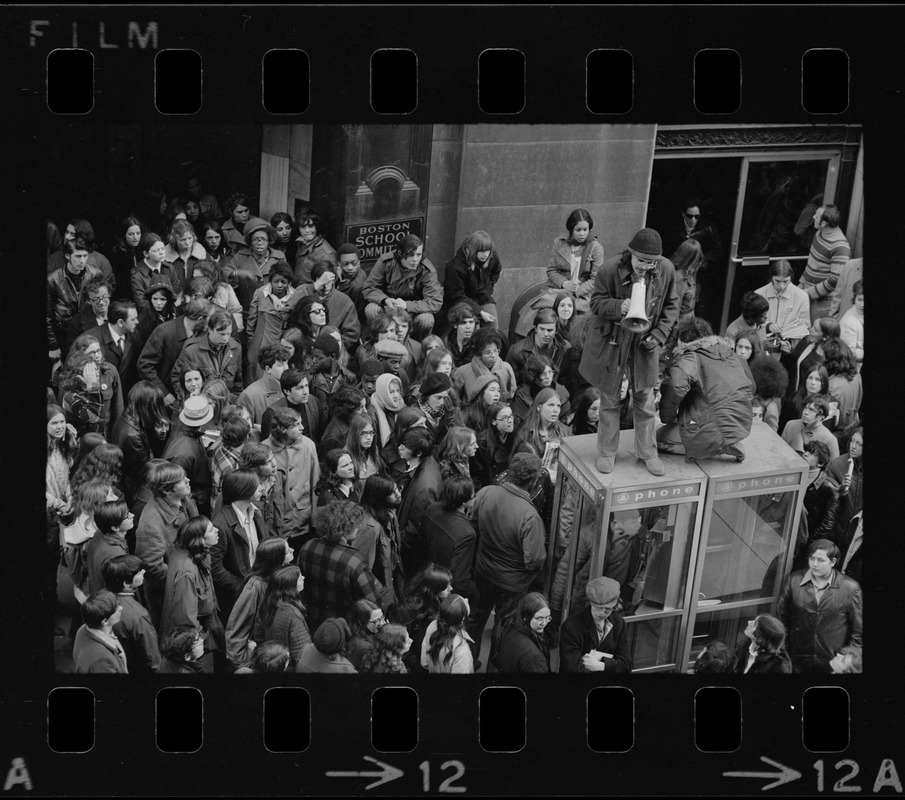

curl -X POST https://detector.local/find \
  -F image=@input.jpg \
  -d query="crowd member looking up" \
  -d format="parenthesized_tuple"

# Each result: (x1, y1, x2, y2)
(444, 230, 502, 328)
(798, 204, 851, 322)
(159, 516, 224, 673)
(210, 469, 267, 620)
(346, 599, 385, 670)
(838, 279, 863, 368)
(397, 427, 444, 577)
(292, 206, 337, 286)
(63, 218, 115, 287)
(102, 554, 161, 675)
(224, 537, 293, 670)
(422, 594, 475, 674)
(780, 394, 840, 462)
(72, 590, 128, 674)
(84, 499, 131, 596)
(156, 624, 206, 674)
(135, 462, 198, 627)
(725, 291, 770, 346)
(781, 316, 840, 397)
(826, 427, 863, 548)
(392, 564, 453, 673)
(252, 565, 312, 670)
(363, 234, 443, 341)
(736, 614, 792, 674)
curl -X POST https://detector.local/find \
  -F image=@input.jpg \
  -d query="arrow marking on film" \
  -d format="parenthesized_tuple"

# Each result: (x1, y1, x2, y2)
(326, 756, 404, 790)
(724, 756, 802, 791)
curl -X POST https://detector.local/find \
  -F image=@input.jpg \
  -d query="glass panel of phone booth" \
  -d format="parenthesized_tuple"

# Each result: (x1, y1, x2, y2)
(697, 490, 797, 604)
(687, 602, 774, 672)
(548, 474, 595, 620)
(623, 615, 682, 672)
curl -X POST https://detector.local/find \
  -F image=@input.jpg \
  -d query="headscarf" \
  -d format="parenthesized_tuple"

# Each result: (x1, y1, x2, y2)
(370, 373, 405, 446)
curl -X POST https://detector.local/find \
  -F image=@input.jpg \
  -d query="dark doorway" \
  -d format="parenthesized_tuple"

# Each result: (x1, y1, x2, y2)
(646, 157, 742, 332)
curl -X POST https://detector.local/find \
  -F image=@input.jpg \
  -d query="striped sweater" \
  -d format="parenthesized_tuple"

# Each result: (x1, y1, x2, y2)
(799, 227, 851, 300)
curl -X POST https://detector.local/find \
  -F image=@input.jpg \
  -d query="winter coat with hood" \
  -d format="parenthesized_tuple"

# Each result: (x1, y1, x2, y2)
(659, 335, 756, 459)
(444, 243, 502, 314)
(132, 278, 177, 356)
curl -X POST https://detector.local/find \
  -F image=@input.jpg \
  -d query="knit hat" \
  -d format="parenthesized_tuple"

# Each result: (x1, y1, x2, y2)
(627, 228, 663, 259)
(465, 373, 501, 403)
(374, 339, 408, 359)
(585, 576, 621, 605)
(179, 395, 214, 427)
(532, 387, 558, 407)
(313, 333, 340, 357)
(360, 359, 386, 379)
(243, 217, 274, 247)
(144, 276, 175, 301)
(420, 372, 452, 398)
(313, 617, 350, 655)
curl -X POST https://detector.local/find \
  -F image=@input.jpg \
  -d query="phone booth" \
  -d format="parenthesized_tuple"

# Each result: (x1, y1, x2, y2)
(548, 422, 807, 673)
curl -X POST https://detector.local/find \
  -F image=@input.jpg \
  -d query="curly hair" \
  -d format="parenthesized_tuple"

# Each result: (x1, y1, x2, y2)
(317, 499, 366, 545)
(748, 354, 788, 400)
(359, 624, 409, 673)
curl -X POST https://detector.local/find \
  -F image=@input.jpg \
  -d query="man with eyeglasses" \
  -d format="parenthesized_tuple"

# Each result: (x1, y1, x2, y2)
(559, 576, 633, 674)
(663, 197, 724, 274)
(65, 274, 111, 355)
(579, 228, 679, 476)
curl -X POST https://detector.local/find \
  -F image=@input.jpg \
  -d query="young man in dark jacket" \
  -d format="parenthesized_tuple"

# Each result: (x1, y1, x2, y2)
(559, 576, 633, 674)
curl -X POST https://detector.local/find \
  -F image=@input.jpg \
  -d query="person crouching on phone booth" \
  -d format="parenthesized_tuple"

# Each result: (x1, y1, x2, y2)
(559, 577, 632, 673)
(578, 228, 678, 477)
(655, 317, 756, 462)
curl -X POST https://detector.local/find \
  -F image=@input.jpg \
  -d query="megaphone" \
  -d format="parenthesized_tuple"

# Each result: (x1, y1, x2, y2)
(620, 277, 651, 333)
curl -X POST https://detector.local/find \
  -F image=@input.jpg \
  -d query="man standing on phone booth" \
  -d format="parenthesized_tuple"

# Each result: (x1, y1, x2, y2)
(579, 228, 679, 476)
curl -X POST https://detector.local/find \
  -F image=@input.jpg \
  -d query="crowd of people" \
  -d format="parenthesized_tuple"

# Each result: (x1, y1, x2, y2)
(46, 191, 863, 674)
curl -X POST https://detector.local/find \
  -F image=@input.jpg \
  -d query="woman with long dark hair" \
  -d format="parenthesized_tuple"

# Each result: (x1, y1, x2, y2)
(344, 412, 384, 481)
(270, 211, 297, 266)
(422, 594, 475, 673)
(253, 564, 312, 670)
(436, 426, 479, 482)
(782, 316, 841, 397)
(357, 474, 404, 611)
(314, 449, 362, 514)
(59, 334, 124, 440)
(380, 405, 428, 485)
(444, 303, 478, 368)
(287, 293, 329, 357)
(494, 591, 552, 672)
(46, 405, 78, 607)
(444, 230, 503, 328)
(200, 219, 231, 268)
(159, 515, 224, 672)
(511, 354, 570, 427)
(460, 375, 502, 435)
(544, 208, 603, 317)
(513, 387, 571, 458)
(391, 563, 453, 672)
(671, 238, 704, 322)
(736, 613, 792, 674)
(224, 538, 294, 671)
(112, 381, 171, 503)
(110, 216, 144, 300)
(70, 442, 123, 500)
(346, 599, 385, 670)
(823, 339, 862, 434)
(779, 364, 830, 433)
(358, 623, 412, 674)
(568, 387, 602, 436)
(476, 402, 517, 486)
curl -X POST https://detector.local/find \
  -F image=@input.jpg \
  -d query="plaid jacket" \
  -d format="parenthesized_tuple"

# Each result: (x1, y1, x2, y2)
(298, 538, 381, 628)
(209, 442, 244, 507)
